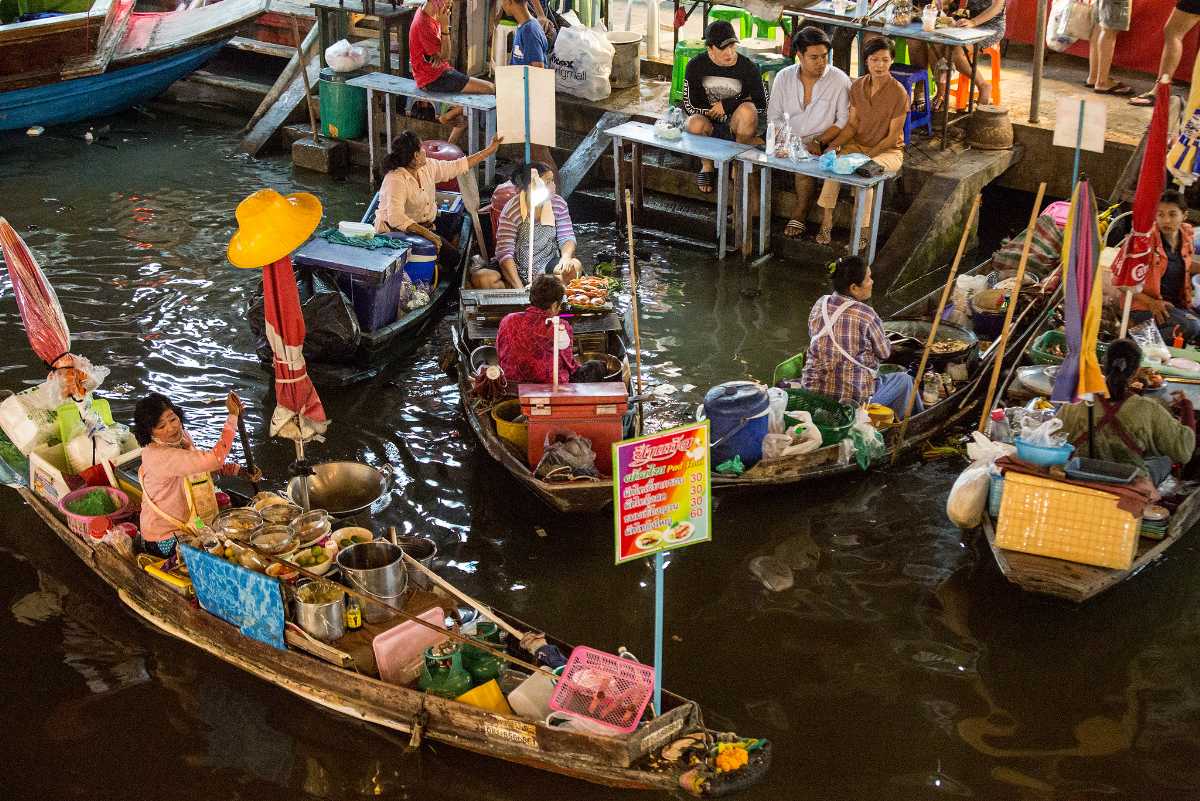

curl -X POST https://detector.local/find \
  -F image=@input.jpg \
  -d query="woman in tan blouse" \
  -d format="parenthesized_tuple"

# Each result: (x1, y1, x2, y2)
(815, 36, 907, 252)
(374, 130, 500, 266)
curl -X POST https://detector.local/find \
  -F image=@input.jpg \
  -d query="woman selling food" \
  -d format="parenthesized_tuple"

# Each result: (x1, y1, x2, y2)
(495, 274, 607, 384)
(374, 130, 501, 269)
(800, 256, 922, 418)
(483, 162, 580, 290)
(1058, 339, 1196, 485)
(134, 391, 260, 556)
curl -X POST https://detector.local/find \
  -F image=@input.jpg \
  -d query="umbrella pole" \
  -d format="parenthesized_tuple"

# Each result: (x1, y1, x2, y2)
(979, 182, 1048, 432)
(1087, 400, 1095, 458)
(293, 413, 311, 512)
(1119, 289, 1133, 338)
(527, 169, 536, 287)
(893, 193, 981, 460)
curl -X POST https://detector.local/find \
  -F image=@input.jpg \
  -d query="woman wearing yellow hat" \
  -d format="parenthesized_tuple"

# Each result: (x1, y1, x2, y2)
(375, 131, 501, 269)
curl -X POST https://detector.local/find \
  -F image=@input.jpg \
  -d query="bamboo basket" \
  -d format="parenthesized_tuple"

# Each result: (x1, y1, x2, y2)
(994, 472, 1139, 570)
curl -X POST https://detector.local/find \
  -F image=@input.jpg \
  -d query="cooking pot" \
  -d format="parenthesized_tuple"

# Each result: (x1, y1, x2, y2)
(579, 352, 626, 383)
(470, 345, 499, 373)
(287, 461, 394, 518)
(882, 320, 978, 371)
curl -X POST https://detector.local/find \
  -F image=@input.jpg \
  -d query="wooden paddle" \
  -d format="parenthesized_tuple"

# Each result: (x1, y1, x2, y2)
(291, 17, 320, 144)
(457, 167, 490, 262)
(977, 182, 1048, 432)
(236, 415, 260, 493)
(400, 551, 525, 642)
(892, 193, 982, 461)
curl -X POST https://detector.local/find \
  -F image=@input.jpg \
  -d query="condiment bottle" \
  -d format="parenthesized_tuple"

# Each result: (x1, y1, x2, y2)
(922, 371, 942, 405)
(989, 409, 1012, 444)
(344, 597, 363, 631)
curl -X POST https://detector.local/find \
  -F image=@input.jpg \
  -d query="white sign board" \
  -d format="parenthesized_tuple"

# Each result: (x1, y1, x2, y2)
(1053, 95, 1107, 154)
(495, 65, 557, 149)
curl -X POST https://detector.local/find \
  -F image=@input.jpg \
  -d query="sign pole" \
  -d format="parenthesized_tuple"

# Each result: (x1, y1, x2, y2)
(653, 550, 664, 714)
(523, 66, 531, 164)
(1071, 97, 1085, 188)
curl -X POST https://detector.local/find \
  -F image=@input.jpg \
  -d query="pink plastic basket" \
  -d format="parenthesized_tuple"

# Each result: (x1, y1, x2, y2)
(548, 645, 655, 734)
(58, 485, 131, 537)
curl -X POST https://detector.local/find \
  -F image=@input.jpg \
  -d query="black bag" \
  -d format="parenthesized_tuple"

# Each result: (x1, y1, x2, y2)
(854, 159, 885, 178)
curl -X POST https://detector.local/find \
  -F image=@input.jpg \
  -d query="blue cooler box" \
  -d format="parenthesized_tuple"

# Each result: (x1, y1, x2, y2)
(293, 237, 411, 332)
(386, 232, 438, 285)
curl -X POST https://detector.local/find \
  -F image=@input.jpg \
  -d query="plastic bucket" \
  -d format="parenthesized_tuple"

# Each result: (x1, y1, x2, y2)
(607, 31, 642, 89)
(491, 399, 529, 452)
(336, 541, 407, 623)
(318, 67, 366, 140)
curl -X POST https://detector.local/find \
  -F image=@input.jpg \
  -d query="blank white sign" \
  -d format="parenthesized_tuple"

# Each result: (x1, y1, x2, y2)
(1053, 95, 1107, 154)
(495, 65, 557, 149)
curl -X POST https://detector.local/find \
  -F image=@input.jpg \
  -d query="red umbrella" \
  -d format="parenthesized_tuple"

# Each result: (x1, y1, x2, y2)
(1112, 79, 1171, 335)
(0, 218, 71, 367)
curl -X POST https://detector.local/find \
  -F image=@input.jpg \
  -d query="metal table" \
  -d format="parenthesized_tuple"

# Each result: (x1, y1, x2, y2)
(737, 148, 893, 263)
(346, 72, 498, 187)
(605, 120, 752, 260)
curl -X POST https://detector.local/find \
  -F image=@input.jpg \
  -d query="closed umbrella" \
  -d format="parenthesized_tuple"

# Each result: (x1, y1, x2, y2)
(1052, 180, 1107, 409)
(228, 190, 328, 509)
(0, 218, 71, 366)
(1113, 79, 1171, 335)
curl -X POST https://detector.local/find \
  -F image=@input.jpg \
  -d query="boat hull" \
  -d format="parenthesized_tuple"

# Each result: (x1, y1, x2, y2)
(0, 40, 225, 131)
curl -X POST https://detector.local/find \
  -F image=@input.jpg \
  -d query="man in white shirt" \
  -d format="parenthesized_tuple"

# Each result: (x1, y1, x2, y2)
(766, 26, 851, 239)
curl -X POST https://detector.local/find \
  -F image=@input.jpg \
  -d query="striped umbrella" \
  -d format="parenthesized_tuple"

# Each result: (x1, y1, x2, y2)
(1052, 180, 1107, 404)
(262, 255, 328, 444)
(0, 218, 71, 367)
(1169, 57, 1200, 186)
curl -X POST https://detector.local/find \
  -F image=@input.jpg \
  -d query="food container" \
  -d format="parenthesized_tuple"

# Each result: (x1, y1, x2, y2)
(251, 524, 297, 556)
(287, 543, 337, 576)
(294, 580, 346, 643)
(395, 535, 437, 590)
(491, 399, 529, 452)
(286, 461, 394, 517)
(520, 382, 628, 474)
(260, 502, 304, 526)
(213, 508, 263, 542)
(59, 486, 131, 537)
(865, 403, 895, 428)
(698, 381, 770, 468)
(331, 526, 375, 549)
(337, 540, 407, 623)
(290, 509, 332, 547)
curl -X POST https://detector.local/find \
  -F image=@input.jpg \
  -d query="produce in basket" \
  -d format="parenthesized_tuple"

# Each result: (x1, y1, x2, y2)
(66, 488, 119, 517)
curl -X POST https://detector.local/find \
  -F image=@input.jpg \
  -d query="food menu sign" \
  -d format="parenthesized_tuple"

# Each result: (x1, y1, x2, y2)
(613, 421, 711, 565)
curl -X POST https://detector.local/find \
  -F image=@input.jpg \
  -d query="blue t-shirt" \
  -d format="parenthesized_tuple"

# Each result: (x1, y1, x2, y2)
(511, 19, 549, 66)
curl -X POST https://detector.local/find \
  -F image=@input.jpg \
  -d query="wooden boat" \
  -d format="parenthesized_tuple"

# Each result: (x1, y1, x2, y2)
(1, 470, 769, 794)
(711, 262, 1062, 490)
(450, 272, 640, 514)
(0, 0, 268, 130)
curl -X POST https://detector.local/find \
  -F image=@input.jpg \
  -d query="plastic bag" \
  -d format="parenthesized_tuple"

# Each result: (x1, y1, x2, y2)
(761, 433, 793, 461)
(1130, 320, 1172, 364)
(748, 555, 794, 592)
(845, 408, 885, 470)
(766, 387, 788, 434)
(781, 410, 823, 456)
(715, 454, 745, 475)
(549, 23, 614, 101)
(946, 432, 1016, 529)
(1046, 0, 1081, 51)
(249, 271, 361, 364)
(534, 432, 599, 480)
(1019, 415, 1065, 446)
(833, 153, 871, 175)
(324, 39, 368, 72)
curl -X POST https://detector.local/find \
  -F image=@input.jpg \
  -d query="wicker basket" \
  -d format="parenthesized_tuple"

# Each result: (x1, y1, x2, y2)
(994, 471, 1138, 569)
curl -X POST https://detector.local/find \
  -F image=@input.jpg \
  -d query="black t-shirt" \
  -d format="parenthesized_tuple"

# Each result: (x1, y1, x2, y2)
(1161, 230, 1187, 306)
(681, 52, 768, 119)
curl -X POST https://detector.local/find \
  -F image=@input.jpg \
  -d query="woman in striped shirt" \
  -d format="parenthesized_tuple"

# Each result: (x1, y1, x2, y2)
(474, 162, 581, 289)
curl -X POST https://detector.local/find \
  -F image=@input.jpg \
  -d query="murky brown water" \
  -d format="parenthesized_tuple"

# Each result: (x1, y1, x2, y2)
(3, 114, 1200, 801)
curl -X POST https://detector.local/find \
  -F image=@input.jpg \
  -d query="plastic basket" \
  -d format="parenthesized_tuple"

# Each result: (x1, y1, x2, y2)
(1030, 329, 1108, 366)
(994, 471, 1138, 569)
(783, 388, 855, 446)
(771, 352, 805, 387)
(548, 645, 655, 734)
(1014, 437, 1074, 467)
(58, 485, 131, 536)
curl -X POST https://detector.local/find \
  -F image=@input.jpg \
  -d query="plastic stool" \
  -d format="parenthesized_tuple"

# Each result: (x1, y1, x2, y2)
(751, 14, 791, 42)
(891, 65, 933, 142)
(743, 50, 790, 93)
(952, 44, 1002, 109)
(893, 37, 936, 99)
(670, 38, 707, 106)
(491, 20, 516, 71)
(709, 5, 751, 38)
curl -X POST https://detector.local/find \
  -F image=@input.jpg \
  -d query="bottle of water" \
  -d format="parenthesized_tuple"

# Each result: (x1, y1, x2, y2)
(988, 409, 1012, 444)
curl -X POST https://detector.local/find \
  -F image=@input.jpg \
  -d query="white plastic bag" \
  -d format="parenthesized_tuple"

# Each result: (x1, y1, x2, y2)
(1046, 0, 1088, 52)
(766, 387, 788, 434)
(761, 433, 793, 461)
(549, 24, 614, 101)
(1019, 415, 1065, 447)
(947, 432, 1016, 529)
(783, 410, 823, 455)
(325, 39, 367, 73)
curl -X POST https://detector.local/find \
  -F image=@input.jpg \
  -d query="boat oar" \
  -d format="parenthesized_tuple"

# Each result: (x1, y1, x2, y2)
(978, 182, 1048, 432)
(892, 193, 981, 462)
(457, 168, 490, 262)
(236, 414, 260, 493)
(400, 551, 526, 643)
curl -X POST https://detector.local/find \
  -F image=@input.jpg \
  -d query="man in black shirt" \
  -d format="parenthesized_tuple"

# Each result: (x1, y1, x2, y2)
(682, 20, 767, 194)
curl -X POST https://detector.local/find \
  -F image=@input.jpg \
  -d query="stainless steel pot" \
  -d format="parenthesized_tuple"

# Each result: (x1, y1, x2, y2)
(294, 580, 346, 643)
(336, 540, 407, 623)
(395, 535, 437, 590)
(286, 461, 394, 518)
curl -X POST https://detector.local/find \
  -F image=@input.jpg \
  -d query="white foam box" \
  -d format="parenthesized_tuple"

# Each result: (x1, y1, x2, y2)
(29, 441, 142, 506)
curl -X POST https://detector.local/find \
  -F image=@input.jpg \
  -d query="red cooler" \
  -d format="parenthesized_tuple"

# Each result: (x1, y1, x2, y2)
(519, 382, 628, 475)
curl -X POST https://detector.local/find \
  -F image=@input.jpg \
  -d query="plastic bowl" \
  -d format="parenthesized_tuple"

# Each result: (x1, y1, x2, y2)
(331, 526, 375, 549)
(1014, 437, 1075, 467)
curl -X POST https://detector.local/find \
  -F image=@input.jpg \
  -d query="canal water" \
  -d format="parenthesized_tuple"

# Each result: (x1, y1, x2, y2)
(2, 115, 1199, 801)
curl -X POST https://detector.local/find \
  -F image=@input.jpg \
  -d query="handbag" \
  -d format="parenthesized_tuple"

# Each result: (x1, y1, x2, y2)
(854, 160, 885, 178)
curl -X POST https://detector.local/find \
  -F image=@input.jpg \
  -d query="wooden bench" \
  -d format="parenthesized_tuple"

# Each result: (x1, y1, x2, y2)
(347, 72, 498, 188)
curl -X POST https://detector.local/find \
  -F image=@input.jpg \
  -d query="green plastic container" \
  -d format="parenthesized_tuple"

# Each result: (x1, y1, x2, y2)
(771, 352, 805, 386)
(1030, 330, 1108, 366)
(670, 39, 707, 106)
(784, 388, 856, 446)
(709, 5, 752, 37)
(318, 68, 366, 140)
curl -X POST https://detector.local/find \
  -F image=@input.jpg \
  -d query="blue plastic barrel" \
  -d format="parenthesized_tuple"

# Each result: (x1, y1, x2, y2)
(700, 381, 770, 468)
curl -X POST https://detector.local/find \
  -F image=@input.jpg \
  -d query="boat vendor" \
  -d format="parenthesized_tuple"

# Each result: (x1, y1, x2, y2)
(374, 130, 502, 269)
(134, 391, 261, 557)
(496, 275, 607, 384)
(1129, 190, 1200, 342)
(476, 162, 580, 290)
(1058, 339, 1196, 484)
(800, 256, 922, 418)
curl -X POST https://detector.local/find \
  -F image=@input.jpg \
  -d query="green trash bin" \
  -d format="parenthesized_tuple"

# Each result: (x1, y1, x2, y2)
(318, 68, 366, 140)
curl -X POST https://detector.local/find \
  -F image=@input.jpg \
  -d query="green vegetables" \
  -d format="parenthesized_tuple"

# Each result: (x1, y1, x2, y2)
(65, 488, 118, 517)
(293, 545, 328, 568)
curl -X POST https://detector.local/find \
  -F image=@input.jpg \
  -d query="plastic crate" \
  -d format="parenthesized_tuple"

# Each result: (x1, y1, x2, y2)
(995, 471, 1138, 569)
(548, 645, 655, 734)
(783, 388, 855, 445)
(1065, 457, 1138, 485)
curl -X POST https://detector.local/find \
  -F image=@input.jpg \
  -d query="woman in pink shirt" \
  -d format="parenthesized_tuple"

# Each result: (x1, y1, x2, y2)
(134, 391, 259, 556)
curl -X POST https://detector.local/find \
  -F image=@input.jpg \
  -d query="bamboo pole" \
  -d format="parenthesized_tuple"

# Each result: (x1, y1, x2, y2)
(401, 553, 526, 642)
(624, 189, 644, 396)
(977, 182, 1047, 432)
(291, 17, 320, 143)
(893, 194, 981, 459)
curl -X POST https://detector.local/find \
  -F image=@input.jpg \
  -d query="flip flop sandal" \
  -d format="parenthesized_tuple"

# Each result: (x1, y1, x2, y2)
(784, 219, 806, 238)
(1128, 91, 1155, 106)
(1094, 82, 1133, 96)
(696, 170, 716, 194)
(1085, 80, 1095, 88)
(815, 225, 833, 246)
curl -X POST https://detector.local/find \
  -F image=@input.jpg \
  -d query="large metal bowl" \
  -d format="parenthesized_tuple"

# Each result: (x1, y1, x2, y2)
(882, 320, 978, 370)
(287, 461, 394, 518)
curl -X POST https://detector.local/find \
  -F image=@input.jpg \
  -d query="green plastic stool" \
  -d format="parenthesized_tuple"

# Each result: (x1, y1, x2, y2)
(670, 38, 707, 106)
(709, 5, 752, 38)
(751, 15, 792, 40)
(743, 51, 791, 93)
(893, 37, 935, 97)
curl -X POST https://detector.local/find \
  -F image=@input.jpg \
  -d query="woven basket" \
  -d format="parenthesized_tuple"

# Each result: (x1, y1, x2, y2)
(995, 471, 1138, 569)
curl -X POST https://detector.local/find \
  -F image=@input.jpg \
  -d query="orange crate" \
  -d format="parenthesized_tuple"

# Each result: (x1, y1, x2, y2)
(994, 471, 1138, 569)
